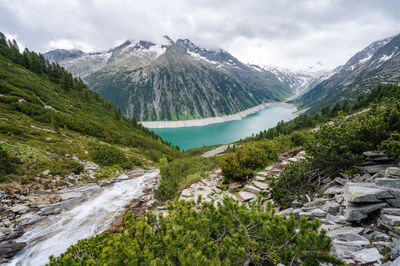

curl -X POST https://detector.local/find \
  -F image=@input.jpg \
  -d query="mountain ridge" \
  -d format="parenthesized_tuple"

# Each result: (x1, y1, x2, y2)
(44, 37, 324, 122)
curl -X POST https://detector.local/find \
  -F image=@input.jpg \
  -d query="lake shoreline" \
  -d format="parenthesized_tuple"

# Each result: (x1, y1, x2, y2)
(140, 102, 298, 129)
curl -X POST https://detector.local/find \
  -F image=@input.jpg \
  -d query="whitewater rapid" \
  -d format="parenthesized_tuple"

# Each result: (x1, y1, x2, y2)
(7, 170, 159, 266)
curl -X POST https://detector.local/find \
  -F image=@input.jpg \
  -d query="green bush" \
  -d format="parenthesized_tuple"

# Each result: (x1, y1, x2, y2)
(270, 160, 313, 208)
(289, 131, 308, 146)
(220, 153, 250, 183)
(49, 197, 341, 265)
(155, 157, 218, 200)
(379, 131, 400, 159)
(0, 146, 17, 182)
(66, 161, 84, 175)
(89, 143, 131, 169)
(221, 141, 279, 182)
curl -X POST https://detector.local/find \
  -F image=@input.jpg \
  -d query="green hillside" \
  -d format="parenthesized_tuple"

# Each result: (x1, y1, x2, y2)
(0, 33, 182, 191)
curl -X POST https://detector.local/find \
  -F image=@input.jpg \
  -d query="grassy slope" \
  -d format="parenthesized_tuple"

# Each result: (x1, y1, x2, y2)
(0, 55, 182, 191)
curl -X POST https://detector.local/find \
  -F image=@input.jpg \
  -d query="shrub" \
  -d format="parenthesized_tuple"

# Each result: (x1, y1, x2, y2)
(49, 197, 341, 265)
(66, 161, 84, 175)
(155, 157, 218, 200)
(270, 160, 313, 208)
(220, 153, 250, 183)
(237, 143, 267, 170)
(89, 143, 131, 168)
(0, 146, 17, 182)
(305, 116, 366, 172)
(289, 131, 308, 146)
(221, 141, 278, 183)
(379, 131, 400, 159)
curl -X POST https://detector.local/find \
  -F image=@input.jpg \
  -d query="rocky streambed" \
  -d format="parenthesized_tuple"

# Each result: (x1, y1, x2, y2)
(0, 168, 160, 265)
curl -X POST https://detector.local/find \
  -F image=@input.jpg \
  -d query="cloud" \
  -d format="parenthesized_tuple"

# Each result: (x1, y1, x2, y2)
(0, 0, 399, 70)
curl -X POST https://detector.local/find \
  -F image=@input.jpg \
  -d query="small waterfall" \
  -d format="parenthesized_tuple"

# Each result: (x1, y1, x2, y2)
(7, 170, 159, 266)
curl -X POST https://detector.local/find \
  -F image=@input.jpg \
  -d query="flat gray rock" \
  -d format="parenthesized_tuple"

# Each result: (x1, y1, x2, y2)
(386, 167, 400, 177)
(10, 204, 29, 213)
(237, 191, 256, 202)
(255, 175, 265, 181)
(322, 201, 340, 215)
(252, 181, 269, 190)
(244, 185, 261, 194)
(376, 178, 400, 189)
(345, 202, 387, 222)
(324, 186, 343, 196)
(352, 248, 383, 263)
(382, 208, 400, 216)
(344, 182, 384, 203)
(257, 171, 269, 177)
(357, 164, 394, 174)
(382, 214, 400, 227)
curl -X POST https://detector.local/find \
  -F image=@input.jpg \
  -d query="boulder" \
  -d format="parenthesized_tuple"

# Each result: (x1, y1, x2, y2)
(309, 208, 327, 218)
(257, 171, 269, 177)
(382, 208, 400, 216)
(10, 205, 29, 214)
(251, 181, 269, 190)
(357, 164, 394, 174)
(376, 178, 400, 189)
(352, 248, 383, 264)
(387, 199, 400, 208)
(363, 151, 387, 158)
(237, 191, 256, 202)
(0, 240, 27, 260)
(344, 182, 385, 203)
(322, 201, 340, 215)
(345, 202, 387, 222)
(381, 214, 400, 227)
(324, 186, 343, 196)
(255, 175, 265, 181)
(303, 198, 328, 207)
(244, 185, 260, 194)
(392, 244, 400, 260)
(180, 189, 193, 198)
(385, 167, 400, 177)
(334, 177, 348, 186)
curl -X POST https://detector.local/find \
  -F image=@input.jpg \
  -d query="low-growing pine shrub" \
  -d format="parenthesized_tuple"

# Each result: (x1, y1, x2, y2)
(269, 160, 313, 208)
(48, 197, 342, 265)
(89, 143, 131, 168)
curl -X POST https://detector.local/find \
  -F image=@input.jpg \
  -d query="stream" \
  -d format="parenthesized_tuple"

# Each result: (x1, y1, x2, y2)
(6, 169, 160, 266)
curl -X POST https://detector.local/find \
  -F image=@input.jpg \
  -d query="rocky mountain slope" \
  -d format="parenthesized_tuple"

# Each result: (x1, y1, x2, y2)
(45, 37, 293, 121)
(262, 66, 331, 98)
(299, 33, 400, 111)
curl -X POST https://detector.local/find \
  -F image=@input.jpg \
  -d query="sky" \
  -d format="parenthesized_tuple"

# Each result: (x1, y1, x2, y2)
(1, 0, 399, 71)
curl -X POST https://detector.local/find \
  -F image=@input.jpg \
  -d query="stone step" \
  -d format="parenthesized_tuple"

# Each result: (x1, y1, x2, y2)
(252, 181, 269, 190)
(265, 165, 274, 171)
(257, 171, 269, 177)
(244, 185, 261, 194)
(237, 191, 256, 202)
(255, 175, 265, 181)
(288, 157, 298, 162)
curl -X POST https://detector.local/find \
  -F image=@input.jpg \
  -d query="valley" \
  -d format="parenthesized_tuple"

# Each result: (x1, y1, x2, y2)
(151, 104, 295, 150)
(1, 2, 400, 262)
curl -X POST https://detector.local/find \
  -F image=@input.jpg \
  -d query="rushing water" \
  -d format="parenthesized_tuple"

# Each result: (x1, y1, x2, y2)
(151, 106, 294, 150)
(8, 170, 159, 266)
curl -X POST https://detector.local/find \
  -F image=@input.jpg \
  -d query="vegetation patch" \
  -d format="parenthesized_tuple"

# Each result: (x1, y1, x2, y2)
(49, 198, 341, 265)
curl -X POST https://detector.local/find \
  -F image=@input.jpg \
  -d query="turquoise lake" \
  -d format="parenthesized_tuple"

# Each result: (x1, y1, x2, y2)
(151, 106, 293, 151)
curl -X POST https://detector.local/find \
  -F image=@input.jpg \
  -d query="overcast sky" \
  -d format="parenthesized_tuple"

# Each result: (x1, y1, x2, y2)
(1, 0, 399, 70)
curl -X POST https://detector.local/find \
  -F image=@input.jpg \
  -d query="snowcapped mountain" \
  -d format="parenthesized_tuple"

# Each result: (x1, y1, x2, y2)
(260, 66, 331, 98)
(300, 33, 400, 111)
(45, 36, 291, 121)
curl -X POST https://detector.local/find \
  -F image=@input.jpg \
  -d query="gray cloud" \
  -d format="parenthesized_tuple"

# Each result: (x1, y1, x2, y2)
(0, 0, 399, 69)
